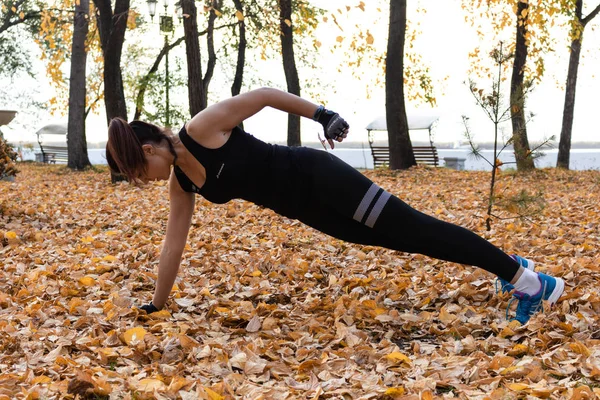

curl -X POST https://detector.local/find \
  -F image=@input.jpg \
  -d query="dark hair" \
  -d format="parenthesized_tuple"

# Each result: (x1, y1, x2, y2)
(106, 118, 175, 181)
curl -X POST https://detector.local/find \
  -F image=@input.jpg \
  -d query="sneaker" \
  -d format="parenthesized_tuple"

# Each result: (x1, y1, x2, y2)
(496, 255, 535, 294)
(509, 272, 565, 324)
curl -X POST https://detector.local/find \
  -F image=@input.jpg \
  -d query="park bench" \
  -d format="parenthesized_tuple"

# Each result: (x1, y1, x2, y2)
(35, 123, 68, 164)
(366, 114, 440, 169)
(370, 145, 439, 168)
(39, 144, 68, 164)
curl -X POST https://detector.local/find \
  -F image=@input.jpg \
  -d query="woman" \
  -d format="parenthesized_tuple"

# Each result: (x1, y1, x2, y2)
(106, 87, 564, 324)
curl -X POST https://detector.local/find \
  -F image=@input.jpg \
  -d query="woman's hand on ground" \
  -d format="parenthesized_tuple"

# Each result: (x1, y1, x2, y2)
(139, 302, 159, 314)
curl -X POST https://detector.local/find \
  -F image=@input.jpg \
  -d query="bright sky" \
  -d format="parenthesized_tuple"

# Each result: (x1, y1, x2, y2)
(1, 0, 599, 145)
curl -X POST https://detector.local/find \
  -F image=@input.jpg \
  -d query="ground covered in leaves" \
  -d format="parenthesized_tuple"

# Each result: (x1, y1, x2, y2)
(1, 163, 600, 399)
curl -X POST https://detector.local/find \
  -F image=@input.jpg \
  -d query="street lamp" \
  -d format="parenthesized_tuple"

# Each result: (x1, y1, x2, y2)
(146, 0, 181, 127)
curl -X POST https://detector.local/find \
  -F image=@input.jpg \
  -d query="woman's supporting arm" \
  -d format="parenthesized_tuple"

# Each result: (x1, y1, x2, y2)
(151, 175, 195, 309)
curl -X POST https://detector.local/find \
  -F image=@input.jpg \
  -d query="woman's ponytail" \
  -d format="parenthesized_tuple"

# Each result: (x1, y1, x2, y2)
(106, 117, 146, 181)
(106, 118, 174, 182)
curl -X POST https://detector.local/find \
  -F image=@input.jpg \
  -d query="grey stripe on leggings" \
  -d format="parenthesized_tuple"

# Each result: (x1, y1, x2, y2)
(365, 190, 391, 228)
(353, 183, 391, 228)
(352, 183, 380, 222)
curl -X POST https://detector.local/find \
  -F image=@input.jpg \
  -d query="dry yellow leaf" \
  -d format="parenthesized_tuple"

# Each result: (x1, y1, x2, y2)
(123, 327, 147, 345)
(31, 376, 51, 384)
(384, 387, 405, 396)
(137, 378, 165, 392)
(570, 342, 591, 357)
(508, 383, 529, 391)
(385, 352, 411, 365)
(421, 391, 434, 400)
(203, 387, 224, 400)
(507, 343, 528, 356)
(79, 276, 96, 286)
(81, 236, 94, 243)
(148, 309, 171, 319)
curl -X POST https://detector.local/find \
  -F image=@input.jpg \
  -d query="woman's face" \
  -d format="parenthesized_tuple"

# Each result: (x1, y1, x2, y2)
(140, 144, 171, 183)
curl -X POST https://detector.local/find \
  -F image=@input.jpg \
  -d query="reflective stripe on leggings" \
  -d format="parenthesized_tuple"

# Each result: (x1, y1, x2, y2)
(352, 183, 391, 228)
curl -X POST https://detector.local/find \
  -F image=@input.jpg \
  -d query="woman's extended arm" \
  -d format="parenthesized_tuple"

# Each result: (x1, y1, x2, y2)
(186, 87, 319, 136)
(151, 175, 195, 309)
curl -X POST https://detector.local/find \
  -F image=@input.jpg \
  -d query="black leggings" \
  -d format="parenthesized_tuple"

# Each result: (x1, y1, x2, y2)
(294, 149, 520, 282)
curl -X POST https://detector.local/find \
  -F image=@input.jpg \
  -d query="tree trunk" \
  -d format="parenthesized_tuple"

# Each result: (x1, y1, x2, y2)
(202, 0, 219, 110)
(231, 0, 246, 130)
(557, 10, 582, 168)
(181, 0, 204, 116)
(557, 0, 600, 168)
(67, 0, 92, 169)
(386, 0, 414, 170)
(510, 0, 534, 171)
(93, 0, 129, 182)
(279, 0, 301, 147)
(231, 0, 246, 98)
(93, 0, 129, 122)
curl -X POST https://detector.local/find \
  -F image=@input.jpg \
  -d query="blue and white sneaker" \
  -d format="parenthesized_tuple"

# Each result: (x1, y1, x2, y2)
(496, 255, 535, 294)
(509, 272, 565, 324)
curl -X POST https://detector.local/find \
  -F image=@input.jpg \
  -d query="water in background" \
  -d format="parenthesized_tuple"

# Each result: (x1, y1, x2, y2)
(18, 146, 600, 171)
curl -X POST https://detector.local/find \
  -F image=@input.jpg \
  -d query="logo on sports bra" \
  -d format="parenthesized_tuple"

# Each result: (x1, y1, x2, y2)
(216, 163, 225, 179)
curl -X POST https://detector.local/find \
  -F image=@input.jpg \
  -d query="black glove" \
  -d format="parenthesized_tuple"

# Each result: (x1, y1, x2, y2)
(139, 302, 159, 314)
(313, 106, 349, 141)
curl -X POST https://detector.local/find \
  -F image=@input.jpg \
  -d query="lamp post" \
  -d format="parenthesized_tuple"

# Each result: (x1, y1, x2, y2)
(146, 0, 182, 127)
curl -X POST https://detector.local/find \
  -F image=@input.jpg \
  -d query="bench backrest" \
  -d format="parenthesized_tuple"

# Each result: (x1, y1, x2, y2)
(370, 145, 439, 168)
(41, 145, 69, 163)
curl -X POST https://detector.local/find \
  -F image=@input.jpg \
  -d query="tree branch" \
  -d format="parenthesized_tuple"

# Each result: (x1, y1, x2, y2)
(133, 21, 237, 120)
(582, 3, 600, 26)
(0, 11, 42, 35)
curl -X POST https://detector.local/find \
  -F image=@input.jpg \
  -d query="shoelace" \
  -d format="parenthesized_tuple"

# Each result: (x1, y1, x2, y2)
(506, 297, 517, 321)
(495, 278, 512, 295)
(507, 280, 548, 322)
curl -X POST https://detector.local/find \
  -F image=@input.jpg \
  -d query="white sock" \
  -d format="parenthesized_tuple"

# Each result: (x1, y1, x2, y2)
(513, 267, 541, 295)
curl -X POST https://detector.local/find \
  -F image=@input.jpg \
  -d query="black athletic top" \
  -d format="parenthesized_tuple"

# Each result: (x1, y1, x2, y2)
(173, 125, 314, 219)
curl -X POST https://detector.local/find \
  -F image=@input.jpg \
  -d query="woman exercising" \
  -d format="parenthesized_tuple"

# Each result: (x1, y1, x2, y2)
(106, 87, 564, 324)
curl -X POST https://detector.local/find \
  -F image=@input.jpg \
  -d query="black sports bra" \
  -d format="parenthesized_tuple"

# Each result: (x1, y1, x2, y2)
(174, 124, 272, 204)
(173, 124, 316, 219)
